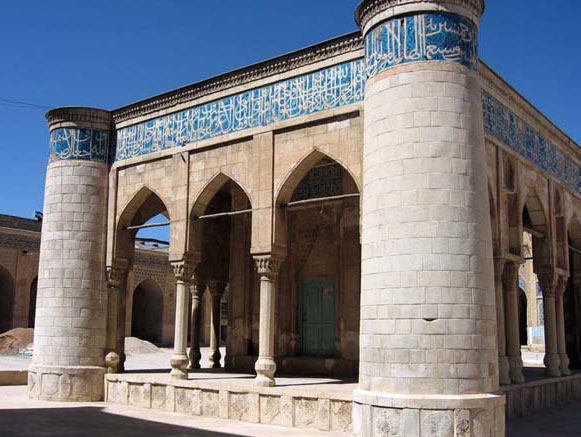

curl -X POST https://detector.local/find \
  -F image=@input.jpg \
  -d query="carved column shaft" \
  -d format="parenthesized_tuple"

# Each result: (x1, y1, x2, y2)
(170, 259, 196, 379)
(189, 278, 205, 369)
(253, 254, 282, 387)
(105, 266, 128, 374)
(555, 275, 570, 376)
(503, 261, 525, 384)
(208, 281, 226, 369)
(538, 274, 562, 377)
(494, 259, 511, 385)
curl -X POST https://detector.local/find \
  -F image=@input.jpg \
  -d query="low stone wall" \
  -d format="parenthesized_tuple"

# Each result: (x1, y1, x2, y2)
(0, 370, 27, 386)
(500, 373, 581, 419)
(105, 375, 353, 433)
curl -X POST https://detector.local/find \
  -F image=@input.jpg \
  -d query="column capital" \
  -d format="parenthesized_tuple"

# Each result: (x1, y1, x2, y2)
(253, 254, 283, 277)
(207, 280, 227, 297)
(106, 263, 129, 289)
(538, 273, 558, 298)
(190, 276, 206, 299)
(171, 256, 198, 282)
(556, 275, 569, 297)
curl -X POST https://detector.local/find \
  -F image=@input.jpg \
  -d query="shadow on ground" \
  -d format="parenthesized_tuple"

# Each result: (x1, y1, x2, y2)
(0, 407, 246, 437)
(507, 400, 581, 437)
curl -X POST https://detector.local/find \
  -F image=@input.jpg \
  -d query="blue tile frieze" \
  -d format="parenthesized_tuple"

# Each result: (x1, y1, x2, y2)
(482, 92, 581, 193)
(365, 13, 478, 77)
(49, 128, 109, 163)
(115, 59, 365, 161)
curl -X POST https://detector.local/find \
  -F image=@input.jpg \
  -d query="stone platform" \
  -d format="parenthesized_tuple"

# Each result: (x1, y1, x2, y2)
(500, 368, 581, 419)
(105, 370, 355, 434)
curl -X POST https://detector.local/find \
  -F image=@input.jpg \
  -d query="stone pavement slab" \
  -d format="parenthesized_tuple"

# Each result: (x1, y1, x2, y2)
(0, 386, 348, 436)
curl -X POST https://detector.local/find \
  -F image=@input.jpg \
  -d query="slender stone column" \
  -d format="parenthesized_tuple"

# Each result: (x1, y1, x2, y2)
(208, 281, 226, 369)
(495, 259, 511, 385)
(29, 108, 111, 402)
(538, 274, 561, 377)
(189, 277, 206, 369)
(253, 255, 282, 387)
(105, 264, 129, 373)
(170, 259, 196, 379)
(503, 261, 525, 384)
(555, 275, 570, 376)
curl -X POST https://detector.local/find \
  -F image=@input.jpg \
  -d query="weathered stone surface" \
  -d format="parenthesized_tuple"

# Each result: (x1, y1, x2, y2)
(421, 410, 453, 437)
(201, 390, 218, 417)
(294, 398, 317, 429)
(373, 408, 400, 436)
(330, 400, 352, 432)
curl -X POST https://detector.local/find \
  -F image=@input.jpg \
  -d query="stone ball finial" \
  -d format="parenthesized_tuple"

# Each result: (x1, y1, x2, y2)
(105, 352, 121, 374)
(355, 0, 485, 33)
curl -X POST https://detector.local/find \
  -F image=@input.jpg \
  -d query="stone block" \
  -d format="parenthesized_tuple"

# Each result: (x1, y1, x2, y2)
(294, 398, 317, 429)
(330, 400, 352, 432)
(151, 385, 166, 410)
(201, 390, 218, 417)
(421, 410, 453, 437)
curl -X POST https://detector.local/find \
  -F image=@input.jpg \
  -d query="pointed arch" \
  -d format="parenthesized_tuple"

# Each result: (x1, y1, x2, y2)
(522, 187, 548, 234)
(190, 171, 253, 219)
(275, 148, 361, 207)
(0, 264, 14, 332)
(115, 185, 171, 262)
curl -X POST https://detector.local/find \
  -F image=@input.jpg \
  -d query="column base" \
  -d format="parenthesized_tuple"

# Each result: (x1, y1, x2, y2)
(28, 364, 105, 402)
(188, 349, 201, 369)
(352, 390, 505, 437)
(209, 350, 222, 369)
(255, 357, 276, 387)
(544, 353, 562, 377)
(170, 353, 189, 379)
(508, 356, 525, 384)
(559, 353, 571, 376)
(498, 355, 511, 386)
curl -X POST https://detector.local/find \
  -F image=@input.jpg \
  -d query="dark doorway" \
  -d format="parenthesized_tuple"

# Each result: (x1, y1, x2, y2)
(28, 277, 38, 328)
(0, 266, 14, 333)
(519, 288, 528, 346)
(131, 279, 164, 344)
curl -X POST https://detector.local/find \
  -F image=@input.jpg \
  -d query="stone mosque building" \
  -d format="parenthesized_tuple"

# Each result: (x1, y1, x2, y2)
(19, 1, 581, 435)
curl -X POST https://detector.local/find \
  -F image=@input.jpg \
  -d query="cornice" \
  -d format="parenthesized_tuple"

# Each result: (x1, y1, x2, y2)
(111, 32, 364, 125)
(46, 107, 112, 132)
(355, 0, 485, 30)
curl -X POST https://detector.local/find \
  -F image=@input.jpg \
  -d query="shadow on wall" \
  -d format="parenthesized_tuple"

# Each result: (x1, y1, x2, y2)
(0, 406, 246, 437)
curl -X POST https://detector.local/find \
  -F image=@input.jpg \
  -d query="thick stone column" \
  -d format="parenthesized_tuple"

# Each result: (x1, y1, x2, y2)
(355, 1, 505, 435)
(105, 263, 129, 373)
(555, 275, 570, 376)
(495, 259, 511, 385)
(538, 274, 561, 377)
(29, 108, 111, 401)
(189, 277, 205, 369)
(253, 254, 282, 387)
(170, 258, 195, 379)
(503, 261, 525, 384)
(208, 281, 226, 369)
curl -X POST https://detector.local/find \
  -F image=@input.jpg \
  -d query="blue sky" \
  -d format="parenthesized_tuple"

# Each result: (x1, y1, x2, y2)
(1, 0, 579, 228)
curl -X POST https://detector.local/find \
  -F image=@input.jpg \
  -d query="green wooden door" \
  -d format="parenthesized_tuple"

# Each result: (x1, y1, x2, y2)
(300, 279, 336, 356)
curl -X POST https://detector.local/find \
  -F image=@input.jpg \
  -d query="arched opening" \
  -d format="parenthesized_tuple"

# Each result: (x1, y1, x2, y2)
(519, 191, 550, 367)
(131, 278, 164, 344)
(113, 187, 172, 366)
(275, 152, 361, 375)
(566, 218, 581, 369)
(190, 175, 253, 370)
(0, 265, 14, 333)
(28, 277, 38, 328)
